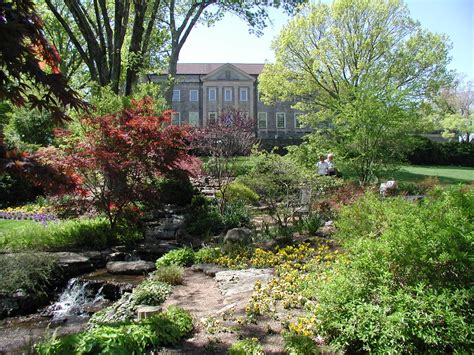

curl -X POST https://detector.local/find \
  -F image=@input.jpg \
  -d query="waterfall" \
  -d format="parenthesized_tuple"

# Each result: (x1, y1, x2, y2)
(48, 278, 105, 321)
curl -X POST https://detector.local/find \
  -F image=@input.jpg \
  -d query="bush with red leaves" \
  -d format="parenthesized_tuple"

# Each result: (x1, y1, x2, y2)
(36, 98, 201, 229)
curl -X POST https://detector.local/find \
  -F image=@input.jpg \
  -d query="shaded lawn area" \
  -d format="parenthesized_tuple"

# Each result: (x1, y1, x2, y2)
(393, 165, 474, 185)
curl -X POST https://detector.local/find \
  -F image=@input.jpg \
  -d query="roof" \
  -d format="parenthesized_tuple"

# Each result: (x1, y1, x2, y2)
(175, 63, 265, 75)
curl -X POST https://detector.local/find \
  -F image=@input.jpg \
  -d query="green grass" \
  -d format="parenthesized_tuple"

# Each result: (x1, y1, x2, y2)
(0, 218, 115, 252)
(392, 165, 474, 184)
(0, 219, 37, 234)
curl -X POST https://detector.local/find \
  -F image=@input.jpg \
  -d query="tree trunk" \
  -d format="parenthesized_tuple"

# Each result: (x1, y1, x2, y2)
(125, 0, 147, 96)
(165, 47, 180, 106)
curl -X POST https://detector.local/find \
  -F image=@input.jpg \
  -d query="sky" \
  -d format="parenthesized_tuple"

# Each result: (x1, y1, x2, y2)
(179, 0, 474, 80)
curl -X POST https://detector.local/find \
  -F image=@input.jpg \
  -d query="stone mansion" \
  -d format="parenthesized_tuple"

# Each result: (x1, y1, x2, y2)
(147, 63, 311, 142)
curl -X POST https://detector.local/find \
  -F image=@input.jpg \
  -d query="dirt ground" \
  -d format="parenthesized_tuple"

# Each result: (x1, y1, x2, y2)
(160, 269, 286, 354)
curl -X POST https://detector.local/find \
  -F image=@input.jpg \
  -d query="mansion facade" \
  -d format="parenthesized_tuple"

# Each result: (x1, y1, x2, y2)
(147, 63, 311, 141)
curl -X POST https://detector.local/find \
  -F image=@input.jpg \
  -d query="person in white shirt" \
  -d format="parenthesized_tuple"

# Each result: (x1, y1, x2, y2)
(325, 153, 336, 176)
(316, 155, 329, 176)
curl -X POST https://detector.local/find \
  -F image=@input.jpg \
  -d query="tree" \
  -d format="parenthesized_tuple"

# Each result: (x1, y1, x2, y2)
(429, 75, 474, 140)
(0, 0, 85, 122)
(161, 0, 306, 104)
(259, 0, 451, 183)
(36, 98, 201, 229)
(192, 109, 256, 212)
(44, 0, 168, 95)
(38, 1, 90, 90)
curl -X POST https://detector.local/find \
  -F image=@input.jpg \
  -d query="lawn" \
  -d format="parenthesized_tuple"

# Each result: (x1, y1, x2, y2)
(0, 219, 37, 234)
(0, 218, 114, 252)
(393, 165, 474, 184)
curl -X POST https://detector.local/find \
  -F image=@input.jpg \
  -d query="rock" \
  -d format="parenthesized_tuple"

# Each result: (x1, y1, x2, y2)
(144, 215, 185, 241)
(223, 228, 252, 246)
(54, 252, 95, 278)
(380, 180, 398, 197)
(215, 268, 273, 297)
(80, 251, 106, 268)
(106, 261, 156, 275)
(108, 252, 127, 262)
(136, 305, 162, 320)
(133, 242, 179, 261)
(191, 263, 227, 277)
(89, 292, 135, 324)
(0, 290, 49, 319)
(315, 224, 336, 238)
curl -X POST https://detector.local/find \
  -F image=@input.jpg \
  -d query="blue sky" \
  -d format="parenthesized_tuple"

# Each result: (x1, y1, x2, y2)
(179, 0, 474, 80)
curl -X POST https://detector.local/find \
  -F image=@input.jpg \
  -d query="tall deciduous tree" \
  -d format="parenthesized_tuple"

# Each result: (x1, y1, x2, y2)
(430, 75, 474, 140)
(44, 0, 167, 95)
(259, 0, 451, 183)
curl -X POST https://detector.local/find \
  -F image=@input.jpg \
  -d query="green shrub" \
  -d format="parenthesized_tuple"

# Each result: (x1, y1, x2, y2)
(397, 181, 424, 195)
(185, 195, 224, 237)
(156, 247, 195, 267)
(222, 200, 252, 230)
(407, 136, 474, 167)
(0, 172, 43, 208)
(155, 174, 196, 206)
(152, 265, 184, 285)
(0, 253, 59, 294)
(219, 182, 259, 204)
(132, 280, 172, 306)
(194, 246, 222, 264)
(36, 306, 193, 354)
(295, 214, 322, 235)
(312, 187, 473, 352)
(0, 218, 115, 252)
(228, 338, 264, 355)
(283, 334, 318, 355)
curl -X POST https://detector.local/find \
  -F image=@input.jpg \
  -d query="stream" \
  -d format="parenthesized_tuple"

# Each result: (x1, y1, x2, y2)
(0, 271, 144, 354)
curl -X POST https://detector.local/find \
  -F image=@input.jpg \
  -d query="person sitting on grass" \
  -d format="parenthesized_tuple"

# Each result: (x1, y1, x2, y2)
(325, 153, 337, 176)
(316, 155, 329, 176)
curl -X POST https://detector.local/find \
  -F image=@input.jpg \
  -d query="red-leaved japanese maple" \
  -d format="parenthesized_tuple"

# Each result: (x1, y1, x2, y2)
(36, 98, 201, 229)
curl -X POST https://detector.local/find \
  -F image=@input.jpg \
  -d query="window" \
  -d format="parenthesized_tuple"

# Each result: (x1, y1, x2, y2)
(224, 88, 232, 101)
(276, 112, 286, 129)
(189, 112, 199, 127)
(239, 88, 248, 102)
(208, 112, 217, 125)
(189, 90, 198, 102)
(208, 87, 216, 101)
(294, 113, 303, 129)
(258, 112, 267, 129)
(171, 112, 181, 125)
(172, 89, 180, 102)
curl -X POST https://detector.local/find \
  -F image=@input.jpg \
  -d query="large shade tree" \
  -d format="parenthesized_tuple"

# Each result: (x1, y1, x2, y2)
(44, 0, 168, 95)
(44, 0, 305, 99)
(259, 0, 451, 183)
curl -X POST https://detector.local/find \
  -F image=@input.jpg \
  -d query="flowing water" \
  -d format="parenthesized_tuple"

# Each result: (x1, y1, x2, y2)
(46, 278, 106, 322)
(0, 275, 134, 354)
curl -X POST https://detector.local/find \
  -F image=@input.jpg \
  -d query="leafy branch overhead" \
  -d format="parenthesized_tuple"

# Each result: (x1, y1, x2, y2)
(0, 0, 86, 122)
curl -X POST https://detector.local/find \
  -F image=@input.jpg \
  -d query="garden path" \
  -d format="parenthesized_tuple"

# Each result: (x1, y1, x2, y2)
(160, 268, 285, 354)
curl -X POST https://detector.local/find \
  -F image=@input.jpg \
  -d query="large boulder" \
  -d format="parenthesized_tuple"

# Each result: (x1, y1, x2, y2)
(223, 228, 252, 246)
(54, 252, 95, 278)
(106, 261, 156, 275)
